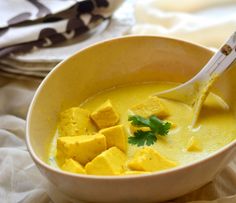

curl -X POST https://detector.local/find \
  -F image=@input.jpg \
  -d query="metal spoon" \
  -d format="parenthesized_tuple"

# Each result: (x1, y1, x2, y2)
(155, 32, 236, 127)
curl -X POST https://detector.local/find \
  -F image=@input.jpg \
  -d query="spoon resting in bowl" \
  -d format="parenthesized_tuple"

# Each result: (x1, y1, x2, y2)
(155, 32, 236, 127)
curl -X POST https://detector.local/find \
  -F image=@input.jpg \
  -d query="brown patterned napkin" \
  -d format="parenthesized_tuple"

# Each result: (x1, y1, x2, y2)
(0, 0, 124, 58)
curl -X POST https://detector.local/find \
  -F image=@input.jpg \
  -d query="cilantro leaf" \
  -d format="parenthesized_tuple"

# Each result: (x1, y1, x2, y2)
(128, 115, 150, 127)
(149, 115, 171, 136)
(128, 130, 157, 146)
(128, 114, 171, 146)
(129, 115, 171, 135)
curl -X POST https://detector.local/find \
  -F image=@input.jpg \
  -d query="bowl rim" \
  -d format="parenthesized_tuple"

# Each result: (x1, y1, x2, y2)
(26, 35, 236, 180)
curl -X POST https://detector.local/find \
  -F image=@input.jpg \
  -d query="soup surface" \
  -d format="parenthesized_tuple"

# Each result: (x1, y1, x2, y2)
(49, 82, 236, 175)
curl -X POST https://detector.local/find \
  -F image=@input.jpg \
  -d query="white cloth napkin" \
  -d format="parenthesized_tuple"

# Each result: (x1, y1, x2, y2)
(144, 0, 236, 12)
(130, 0, 236, 48)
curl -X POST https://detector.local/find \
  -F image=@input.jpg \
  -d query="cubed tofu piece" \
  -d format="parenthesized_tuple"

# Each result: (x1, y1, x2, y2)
(57, 133, 107, 165)
(124, 171, 150, 175)
(61, 158, 86, 174)
(85, 147, 126, 175)
(130, 96, 169, 118)
(58, 107, 92, 137)
(56, 149, 66, 166)
(90, 100, 119, 129)
(128, 147, 177, 172)
(129, 122, 151, 134)
(99, 125, 127, 152)
(186, 136, 202, 152)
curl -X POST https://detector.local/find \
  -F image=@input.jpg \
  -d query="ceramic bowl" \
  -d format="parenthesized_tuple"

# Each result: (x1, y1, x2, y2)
(26, 36, 236, 203)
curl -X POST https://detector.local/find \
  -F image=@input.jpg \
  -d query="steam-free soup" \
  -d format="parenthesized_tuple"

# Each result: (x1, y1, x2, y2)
(48, 82, 236, 176)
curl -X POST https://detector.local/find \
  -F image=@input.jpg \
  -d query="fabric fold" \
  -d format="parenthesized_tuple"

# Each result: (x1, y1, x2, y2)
(0, 0, 124, 58)
(131, 0, 236, 48)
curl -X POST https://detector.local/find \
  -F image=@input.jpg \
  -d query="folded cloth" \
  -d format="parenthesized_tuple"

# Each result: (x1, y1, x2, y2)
(0, 0, 76, 27)
(0, 0, 134, 79)
(10, 0, 134, 63)
(146, 0, 236, 12)
(0, 0, 124, 58)
(130, 0, 236, 48)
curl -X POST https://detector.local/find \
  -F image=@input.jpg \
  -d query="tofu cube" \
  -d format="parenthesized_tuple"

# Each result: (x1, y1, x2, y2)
(56, 148, 67, 166)
(99, 124, 127, 152)
(61, 158, 86, 174)
(57, 133, 107, 165)
(129, 122, 151, 134)
(85, 147, 126, 175)
(128, 147, 177, 172)
(58, 107, 92, 137)
(90, 100, 119, 129)
(186, 136, 202, 152)
(130, 96, 169, 118)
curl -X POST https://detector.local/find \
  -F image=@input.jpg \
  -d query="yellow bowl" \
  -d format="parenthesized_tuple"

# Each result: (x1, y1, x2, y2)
(26, 36, 236, 203)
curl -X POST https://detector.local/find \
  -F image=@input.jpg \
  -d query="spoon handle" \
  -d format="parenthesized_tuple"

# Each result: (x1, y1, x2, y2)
(196, 32, 236, 81)
(190, 32, 236, 127)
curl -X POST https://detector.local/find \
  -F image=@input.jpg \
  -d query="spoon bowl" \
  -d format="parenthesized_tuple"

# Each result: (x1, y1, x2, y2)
(156, 32, 236, 126)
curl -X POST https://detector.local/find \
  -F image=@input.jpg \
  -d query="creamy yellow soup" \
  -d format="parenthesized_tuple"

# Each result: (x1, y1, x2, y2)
(49, 82, 236, 174)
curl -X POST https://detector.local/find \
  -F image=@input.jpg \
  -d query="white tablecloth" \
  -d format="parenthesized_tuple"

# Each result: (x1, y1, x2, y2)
(1, 0, 236, 202)
(131, 0, 236, 48)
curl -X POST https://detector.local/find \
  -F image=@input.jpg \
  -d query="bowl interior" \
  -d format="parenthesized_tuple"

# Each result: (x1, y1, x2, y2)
(27, 36, 236, 163)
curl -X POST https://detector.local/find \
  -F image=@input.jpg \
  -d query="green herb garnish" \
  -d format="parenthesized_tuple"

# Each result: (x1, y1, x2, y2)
(128, 115, 171, 146)
(129, 130, 157, 146)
